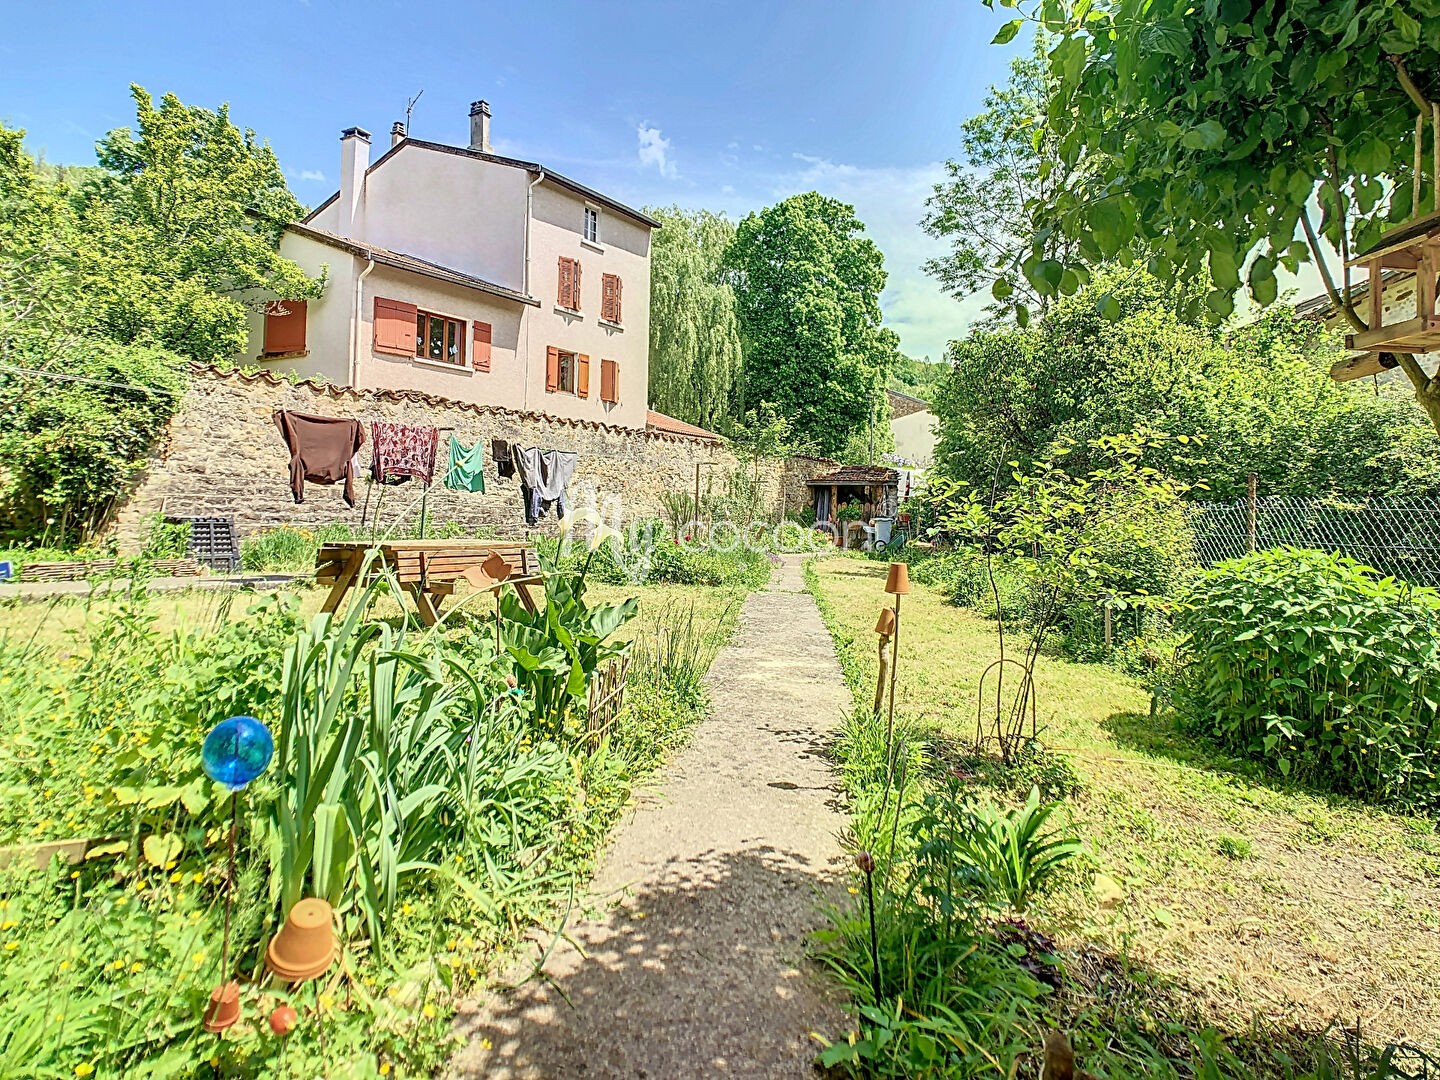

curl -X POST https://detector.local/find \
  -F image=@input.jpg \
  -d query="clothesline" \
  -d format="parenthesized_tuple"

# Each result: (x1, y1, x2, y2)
(0, 363, 183, 398)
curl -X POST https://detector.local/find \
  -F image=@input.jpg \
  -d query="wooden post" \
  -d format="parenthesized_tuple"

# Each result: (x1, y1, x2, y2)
(694, 463, 701, 527)
(886, 592, 901, 747)
(874, 633, 891, 717)
(1246, 471, 1258, 553)
(1416, 112, 1425, 219)
(1103, 600, 1112, 652)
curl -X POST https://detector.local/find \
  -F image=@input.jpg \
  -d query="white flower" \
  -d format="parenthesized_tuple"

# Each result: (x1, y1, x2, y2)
(588, 524, 622, 553)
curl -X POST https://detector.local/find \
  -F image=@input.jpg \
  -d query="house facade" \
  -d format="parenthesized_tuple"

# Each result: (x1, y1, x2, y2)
(241, 102, 657, 431)
(886, 389, 937, 469)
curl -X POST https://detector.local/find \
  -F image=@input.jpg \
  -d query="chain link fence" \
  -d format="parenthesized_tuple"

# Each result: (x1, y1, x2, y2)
(1187, 495, 1440, 588)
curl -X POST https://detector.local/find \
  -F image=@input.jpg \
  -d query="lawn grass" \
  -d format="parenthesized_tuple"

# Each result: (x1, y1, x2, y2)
(808, 555, 1440, 1051)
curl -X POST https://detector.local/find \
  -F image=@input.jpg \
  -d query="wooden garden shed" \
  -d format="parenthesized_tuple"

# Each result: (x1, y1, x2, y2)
(807, 464, 900, 531)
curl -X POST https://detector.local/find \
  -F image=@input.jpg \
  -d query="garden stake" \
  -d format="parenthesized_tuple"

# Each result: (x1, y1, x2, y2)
(856, 851, 881, 1004)
(883, 563, 910, 753)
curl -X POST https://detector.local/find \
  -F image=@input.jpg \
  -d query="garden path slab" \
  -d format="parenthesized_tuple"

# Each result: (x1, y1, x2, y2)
(452, 554, 851, 1078)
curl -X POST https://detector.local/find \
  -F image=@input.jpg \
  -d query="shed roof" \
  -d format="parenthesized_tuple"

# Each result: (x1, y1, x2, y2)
(645, 410, 724, 442)
(806, 465, 900, 487)
(887, 389, 932, 419)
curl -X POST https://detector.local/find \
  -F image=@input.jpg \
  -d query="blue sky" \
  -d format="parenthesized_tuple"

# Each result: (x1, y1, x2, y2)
(0, 0, 1025, 361)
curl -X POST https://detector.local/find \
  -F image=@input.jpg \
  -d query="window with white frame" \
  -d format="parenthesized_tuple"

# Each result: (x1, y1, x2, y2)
(583, 206, 599, 244)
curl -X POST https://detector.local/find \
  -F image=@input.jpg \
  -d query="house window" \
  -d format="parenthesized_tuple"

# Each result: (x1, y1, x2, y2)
(556, 350, 577, 394)
(583, 207, 599, 244)
(414, 309, 466, 366)
(558, 257, 581, 311)
(546, 347, 591, 396)
(263, 299, 307, 356)
(601, 274, 622, 324)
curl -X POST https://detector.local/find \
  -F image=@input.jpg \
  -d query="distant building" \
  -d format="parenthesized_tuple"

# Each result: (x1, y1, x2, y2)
(239, 101, 672, 434)
(886, 389, 937, 469)
(1296, 270, 1439, 386)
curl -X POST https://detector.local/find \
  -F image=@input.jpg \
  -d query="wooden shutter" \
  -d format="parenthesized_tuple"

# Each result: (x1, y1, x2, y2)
(559, 257, 581, 309)
(614, 275, 622, 324)
(374, 297, 418, 357)
(601, 274, 615, 322)
(573, 260, 582, 312)
(576, 354, 590, 398)
(600, 358, 618, 403)
(263, 299, 307, 355)
(473, 321, 492, 372)
(545, 346, 560, 392)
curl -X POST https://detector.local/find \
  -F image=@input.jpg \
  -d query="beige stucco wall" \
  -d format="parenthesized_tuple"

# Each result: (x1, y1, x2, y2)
(891, 409, 937, 467)
(110, 366, 832, 551)
(525, 181, 652, 430)
(241, 233, 353, 386)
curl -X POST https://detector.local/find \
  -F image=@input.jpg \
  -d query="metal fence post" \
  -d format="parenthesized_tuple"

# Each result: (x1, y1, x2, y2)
(1246, 472, 1258, 553)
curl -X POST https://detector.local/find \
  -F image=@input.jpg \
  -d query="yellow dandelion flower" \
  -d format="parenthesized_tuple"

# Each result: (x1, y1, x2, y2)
(130, 961, 143, 973)
(3, 942, 17, 952)
(74, 1065, 95, 1078)
(379, 1066, 391, 1077)
(169, 872, 182, 884)
(422, 1003, 436, 1019)
(480, 1038, 492, 1051)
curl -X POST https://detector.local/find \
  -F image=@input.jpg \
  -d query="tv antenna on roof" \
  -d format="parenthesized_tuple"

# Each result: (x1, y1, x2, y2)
(404, 89, 424, 135)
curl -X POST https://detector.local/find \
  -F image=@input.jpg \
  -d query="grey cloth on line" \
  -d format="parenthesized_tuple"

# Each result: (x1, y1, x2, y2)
(538, 450, 577, 501)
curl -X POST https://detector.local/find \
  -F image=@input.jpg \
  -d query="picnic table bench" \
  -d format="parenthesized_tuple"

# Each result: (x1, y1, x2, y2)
(314, 540, 541, 626)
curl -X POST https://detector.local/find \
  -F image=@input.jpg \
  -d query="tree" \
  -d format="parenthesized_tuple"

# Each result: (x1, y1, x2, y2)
(728, 192, 897, 459)
(983, 0, 1440, 430)
(921, 45, 1084, 325)
(645, 206, 744, 431)
(0, 87, 322, 539)
(932, 266, 1440, 500)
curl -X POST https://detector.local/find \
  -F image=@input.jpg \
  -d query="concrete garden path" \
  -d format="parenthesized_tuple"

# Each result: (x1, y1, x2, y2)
(453, 555, 851, 1078)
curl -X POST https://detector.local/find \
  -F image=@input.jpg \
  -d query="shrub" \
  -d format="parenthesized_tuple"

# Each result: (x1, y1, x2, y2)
(1177, 547, 1440, 809)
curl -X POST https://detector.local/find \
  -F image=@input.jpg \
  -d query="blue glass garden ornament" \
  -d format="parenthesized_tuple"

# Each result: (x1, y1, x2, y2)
(202, 716, 274, 791)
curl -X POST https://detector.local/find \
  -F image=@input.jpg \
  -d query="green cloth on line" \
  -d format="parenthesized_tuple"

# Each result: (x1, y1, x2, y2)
(444, 435, 486, 493)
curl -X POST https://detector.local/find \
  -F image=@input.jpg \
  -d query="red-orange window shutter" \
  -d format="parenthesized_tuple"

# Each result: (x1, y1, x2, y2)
(263, 299, 307, 355)
(576, 354, 590, 398)
(473, 321, 493, 372)
(557, 258, 569, 308)
(545, 346, 560, 392)
(600, 358, 618, 403)
(602, 274, 623, 323)
(614, 275, 622, 324)
(573, 260, 582, 311)
(374, 297, 419, 356)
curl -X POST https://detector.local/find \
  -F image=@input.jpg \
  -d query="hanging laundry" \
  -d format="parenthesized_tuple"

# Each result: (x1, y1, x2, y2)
(512, 446, 545, 525)
(274, 410, 365, 508)
(443, 435, 487, 493)
(491, 438, 517, 479)
(370, 422, 438, 485)
(537, 449, 577, 520)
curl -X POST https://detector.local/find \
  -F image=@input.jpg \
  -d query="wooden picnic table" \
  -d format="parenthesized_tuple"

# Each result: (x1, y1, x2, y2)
(314, 540, 541, 626)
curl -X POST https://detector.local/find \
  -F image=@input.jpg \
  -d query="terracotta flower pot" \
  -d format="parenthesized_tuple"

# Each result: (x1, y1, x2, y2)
(265, 898, 337, 982)
(269, 1003, 299, 1035)
(463, 552, 513, 591)
(202, 980, 241, 1033)
(884, 562, 910, 595)
(874, 607, 896, 637)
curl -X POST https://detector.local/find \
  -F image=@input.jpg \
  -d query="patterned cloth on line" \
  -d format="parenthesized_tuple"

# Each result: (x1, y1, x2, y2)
(371, 422, 439, 485)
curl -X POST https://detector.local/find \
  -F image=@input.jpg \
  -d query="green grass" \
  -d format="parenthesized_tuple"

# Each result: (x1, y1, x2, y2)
(807, 555, 1440, 1052)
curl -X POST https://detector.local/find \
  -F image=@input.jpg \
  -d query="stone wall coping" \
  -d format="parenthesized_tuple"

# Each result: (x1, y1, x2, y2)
(193, 363, 726, 448)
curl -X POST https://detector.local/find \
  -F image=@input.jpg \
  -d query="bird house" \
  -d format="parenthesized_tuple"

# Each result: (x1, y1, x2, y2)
(1345, 208, 1440, 357)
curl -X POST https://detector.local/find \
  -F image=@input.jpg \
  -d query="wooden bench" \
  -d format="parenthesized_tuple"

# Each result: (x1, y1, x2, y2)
(314, 540, 541, 626)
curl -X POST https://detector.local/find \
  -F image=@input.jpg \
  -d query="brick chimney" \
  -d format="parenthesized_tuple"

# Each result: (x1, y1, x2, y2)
(469, 100, 491, 153)
(338, 127, 370, 238)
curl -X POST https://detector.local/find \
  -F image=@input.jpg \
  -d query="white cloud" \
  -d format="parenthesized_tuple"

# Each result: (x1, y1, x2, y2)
(289, 168, 326, 183)
(636, 124, 676, 179)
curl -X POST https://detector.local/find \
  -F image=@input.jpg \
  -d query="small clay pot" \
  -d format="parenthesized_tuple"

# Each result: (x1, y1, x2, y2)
(265, 898, 337, 982)
(463, 552, 513, 590)
(884, 562, 910, 595)
(874, 607, 896, 637)
(269, 1003, 299, 1035)
(202, 980, 241, 1033)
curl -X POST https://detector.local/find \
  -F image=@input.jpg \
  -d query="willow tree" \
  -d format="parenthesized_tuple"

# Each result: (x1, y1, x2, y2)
(983, 0, 1440, 431)
(645, 206, 743, 430)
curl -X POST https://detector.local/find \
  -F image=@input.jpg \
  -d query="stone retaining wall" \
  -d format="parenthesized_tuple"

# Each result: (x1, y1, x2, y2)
(110, 366, 833, 549)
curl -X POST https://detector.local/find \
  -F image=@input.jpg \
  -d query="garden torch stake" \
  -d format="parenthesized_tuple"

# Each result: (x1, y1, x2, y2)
(219, 791, 239, 981)
(887, 590, 901, 748)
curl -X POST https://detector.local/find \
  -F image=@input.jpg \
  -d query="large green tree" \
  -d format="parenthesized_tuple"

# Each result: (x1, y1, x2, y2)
(727, 192, 898, 459)
(984, 0, 1440, 430)
(933, 266, 1440, 500)
(645, 205, 743, 430)
(0, 87, 321, 539)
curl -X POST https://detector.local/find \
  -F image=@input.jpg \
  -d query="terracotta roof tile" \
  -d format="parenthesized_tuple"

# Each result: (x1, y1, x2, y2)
(645, 410, 724, 442)
(806, 465, 899, 486)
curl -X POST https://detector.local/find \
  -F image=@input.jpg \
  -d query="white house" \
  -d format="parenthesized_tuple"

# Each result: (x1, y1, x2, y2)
(241, 102, 660, 432)
(887, 389, 937, 469)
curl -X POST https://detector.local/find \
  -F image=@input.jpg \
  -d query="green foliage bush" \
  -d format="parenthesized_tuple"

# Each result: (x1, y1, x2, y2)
(1178, 547, 1440, 809)
(574, 519, 773, 589)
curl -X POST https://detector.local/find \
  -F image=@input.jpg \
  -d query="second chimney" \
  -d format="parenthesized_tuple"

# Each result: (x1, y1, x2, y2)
(338, 127, 370, 239)
(469, 100, 491, 153)
(390, 121, 405, 148)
